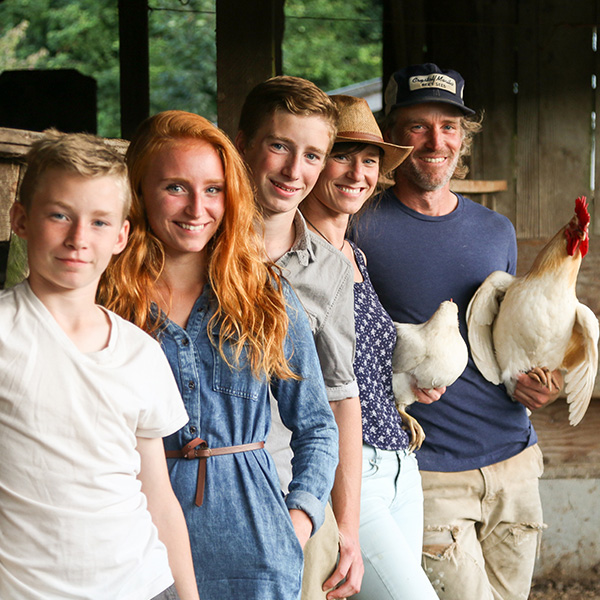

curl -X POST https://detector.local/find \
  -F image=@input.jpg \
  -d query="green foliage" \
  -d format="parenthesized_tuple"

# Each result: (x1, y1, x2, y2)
(0, 0, 382, 136)
(0, 20, 48, 71)
(283, 0, 383, 92)
(5, 234, 28, 289)
(0, 0, 121, 136)
(148, 3, 217, 123)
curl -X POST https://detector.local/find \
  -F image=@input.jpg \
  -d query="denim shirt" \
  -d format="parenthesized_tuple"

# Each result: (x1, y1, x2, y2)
(158, 282, 339, 599)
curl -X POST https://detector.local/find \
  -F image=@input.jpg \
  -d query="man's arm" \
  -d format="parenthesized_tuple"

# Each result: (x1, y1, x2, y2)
(322, 396, 364, 599)
(137, 436, 200, 600)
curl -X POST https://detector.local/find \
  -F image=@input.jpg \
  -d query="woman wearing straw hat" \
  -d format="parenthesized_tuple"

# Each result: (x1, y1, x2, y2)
(300, 95, 440, 600)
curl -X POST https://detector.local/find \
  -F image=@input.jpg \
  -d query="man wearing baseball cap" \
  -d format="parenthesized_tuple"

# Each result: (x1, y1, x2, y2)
(351, 63, 561, 600)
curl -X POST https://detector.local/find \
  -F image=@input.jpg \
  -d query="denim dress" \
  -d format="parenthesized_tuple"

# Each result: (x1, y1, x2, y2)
(158, 282, 339, 600)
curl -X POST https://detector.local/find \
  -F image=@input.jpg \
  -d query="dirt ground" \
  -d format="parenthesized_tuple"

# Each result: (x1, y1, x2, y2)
(529, 580, 600, 599)
(529, 566, 600, 599)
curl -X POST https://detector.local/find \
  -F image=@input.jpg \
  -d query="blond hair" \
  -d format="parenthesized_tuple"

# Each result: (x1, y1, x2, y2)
(19, 128, 131, 215)
(98, 110, 297, 380)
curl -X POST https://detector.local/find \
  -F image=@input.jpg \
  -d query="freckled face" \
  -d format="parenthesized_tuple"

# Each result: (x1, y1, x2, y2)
(311, 146, 381, 217)
(141, 141, 226, 260)
(239, 111, 332, 217)
(387, 103, 464, 191)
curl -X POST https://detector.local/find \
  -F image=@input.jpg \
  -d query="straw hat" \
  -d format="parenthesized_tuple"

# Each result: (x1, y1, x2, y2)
(331, 94, 413, 174)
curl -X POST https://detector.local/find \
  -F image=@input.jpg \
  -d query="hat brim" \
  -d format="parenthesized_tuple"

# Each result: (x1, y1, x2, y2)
(335, 134, 413, 174)
(387, 97, 476, 116)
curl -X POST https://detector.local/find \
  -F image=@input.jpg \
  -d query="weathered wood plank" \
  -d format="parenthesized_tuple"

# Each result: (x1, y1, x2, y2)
(450, 180, 507, 193)
(515, 0, 541, 238)
(0, 127, 43, 158)
(594, 0, 600, 236)
(537, 1, 595, 236)
(216, 0, 284, 139)
(382, 0, 426, 89)
(471, 0, 518, 225)
(531, 399, 600, 479)
(0, 161, 20, 240)
(0, 127, 128, 158)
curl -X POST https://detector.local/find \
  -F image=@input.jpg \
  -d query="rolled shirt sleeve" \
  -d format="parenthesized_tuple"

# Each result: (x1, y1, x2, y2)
(271, 282, 340, 534)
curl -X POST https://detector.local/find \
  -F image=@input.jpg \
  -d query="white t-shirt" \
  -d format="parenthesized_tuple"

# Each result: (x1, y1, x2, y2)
(0, 281, 189, 600)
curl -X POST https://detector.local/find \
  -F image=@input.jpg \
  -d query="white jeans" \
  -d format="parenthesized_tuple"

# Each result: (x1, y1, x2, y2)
(352, 444, 439, 600)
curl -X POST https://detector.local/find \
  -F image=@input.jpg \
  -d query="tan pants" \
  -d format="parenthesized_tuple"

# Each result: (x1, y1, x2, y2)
(301, 502, 340, 600)
(421, 444, 546, 600)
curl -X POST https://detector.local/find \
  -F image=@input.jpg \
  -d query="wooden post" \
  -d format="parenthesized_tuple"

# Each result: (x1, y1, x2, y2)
(118, 0, 149, 140)
(216, 0, 284, 139)
(381, 0, 426, 114)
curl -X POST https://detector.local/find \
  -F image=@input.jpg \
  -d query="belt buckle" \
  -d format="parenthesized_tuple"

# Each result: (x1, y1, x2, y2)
(194, 441, 210, 457)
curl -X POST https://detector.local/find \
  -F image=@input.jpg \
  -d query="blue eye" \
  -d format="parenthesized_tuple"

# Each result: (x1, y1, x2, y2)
(92, 220, 108, 227)
(331, 154, 351, 165)
(166, 183, 185, 193)
(206, 186, 222, 195)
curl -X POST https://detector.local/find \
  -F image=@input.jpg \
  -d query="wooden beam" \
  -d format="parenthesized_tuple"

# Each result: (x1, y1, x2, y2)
(216, 0, 284, 139)
(382, 0, 426, 112)
(450, 180, 508, 194)
(118, 0, 149, 140)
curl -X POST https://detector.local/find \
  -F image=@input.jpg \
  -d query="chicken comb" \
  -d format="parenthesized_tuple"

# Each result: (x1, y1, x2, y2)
(575, 196, 590, 229)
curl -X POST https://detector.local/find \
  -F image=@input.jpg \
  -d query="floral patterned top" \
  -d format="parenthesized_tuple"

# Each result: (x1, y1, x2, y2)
(350, 240, 409, 451)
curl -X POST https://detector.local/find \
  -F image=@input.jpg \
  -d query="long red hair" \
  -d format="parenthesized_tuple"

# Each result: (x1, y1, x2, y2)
(98, 110, 296, 380)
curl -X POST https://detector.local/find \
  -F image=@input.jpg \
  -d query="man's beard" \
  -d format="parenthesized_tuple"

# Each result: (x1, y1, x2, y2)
(397, 152, 460, 192)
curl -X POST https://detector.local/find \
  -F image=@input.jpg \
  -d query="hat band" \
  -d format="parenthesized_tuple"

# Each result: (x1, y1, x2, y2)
(337, 131, 385, 144)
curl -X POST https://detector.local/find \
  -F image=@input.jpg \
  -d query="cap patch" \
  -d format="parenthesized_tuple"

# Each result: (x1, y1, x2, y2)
(409, 73, 457, 95)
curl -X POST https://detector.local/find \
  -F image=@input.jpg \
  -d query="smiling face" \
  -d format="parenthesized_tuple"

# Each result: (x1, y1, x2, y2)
(11, 168, 129, 298)
(141, 141, 225, 261)
(387, 102, 464, 192)
(237, 110, 332, 218)
(311, 144, 381, 217)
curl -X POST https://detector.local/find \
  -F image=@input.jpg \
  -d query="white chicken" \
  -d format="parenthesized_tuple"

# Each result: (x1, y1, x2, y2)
(466, 196, 599, 425)
(392, 300, 469, 451)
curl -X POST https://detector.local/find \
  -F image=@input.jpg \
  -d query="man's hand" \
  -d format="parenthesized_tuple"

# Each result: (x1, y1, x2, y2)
(513, 369, 564, 410)
(322, 528, 364, 599)
(413, 385, 446, 405)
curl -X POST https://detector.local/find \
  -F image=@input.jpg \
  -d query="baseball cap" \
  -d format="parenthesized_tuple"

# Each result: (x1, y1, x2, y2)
(384, 63, 475, 116)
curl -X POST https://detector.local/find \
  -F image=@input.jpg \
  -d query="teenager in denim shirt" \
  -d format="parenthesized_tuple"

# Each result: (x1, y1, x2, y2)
(100, 111, 339, 600)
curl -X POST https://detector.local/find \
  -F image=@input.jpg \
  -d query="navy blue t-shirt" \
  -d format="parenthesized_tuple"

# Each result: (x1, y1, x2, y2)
(351, 189, 536, 472)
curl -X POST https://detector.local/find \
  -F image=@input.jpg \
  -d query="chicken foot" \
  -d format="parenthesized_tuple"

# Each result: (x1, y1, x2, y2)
(526, 367, 561, 392)
(397, 406, 426, 452)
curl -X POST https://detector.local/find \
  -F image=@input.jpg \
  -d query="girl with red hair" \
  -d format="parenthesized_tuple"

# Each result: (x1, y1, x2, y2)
(99, 110, 338, 600)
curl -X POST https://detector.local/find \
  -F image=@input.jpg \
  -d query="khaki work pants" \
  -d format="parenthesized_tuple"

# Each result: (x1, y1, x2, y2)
(421, 444, 545, 600)
(301, 502, 340, 600)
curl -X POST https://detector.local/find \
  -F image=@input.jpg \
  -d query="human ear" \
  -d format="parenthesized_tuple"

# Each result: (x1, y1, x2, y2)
(112, 219, 130, 255)
(10, 202, 28, 240)
(234, 131, 247, 155)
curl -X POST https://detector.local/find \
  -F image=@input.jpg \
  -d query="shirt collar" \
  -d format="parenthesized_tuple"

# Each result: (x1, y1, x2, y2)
(279, 210, 316, 267)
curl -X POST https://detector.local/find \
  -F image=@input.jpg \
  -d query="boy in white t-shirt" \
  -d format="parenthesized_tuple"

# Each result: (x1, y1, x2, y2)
(0, 130, 200, 600)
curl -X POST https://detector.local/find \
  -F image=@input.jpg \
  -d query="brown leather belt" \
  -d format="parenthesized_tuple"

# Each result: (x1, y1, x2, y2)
(165, 438, 265, 506)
